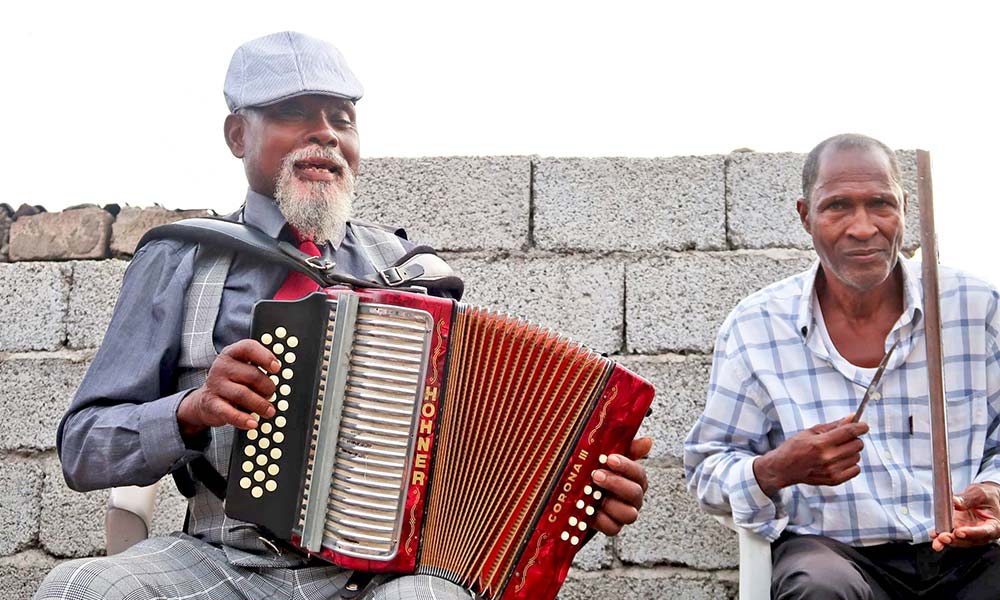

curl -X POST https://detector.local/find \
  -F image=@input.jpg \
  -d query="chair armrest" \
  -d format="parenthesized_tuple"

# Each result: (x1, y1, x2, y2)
(105, 482, 160, 555)
(715, 514, 772, 600)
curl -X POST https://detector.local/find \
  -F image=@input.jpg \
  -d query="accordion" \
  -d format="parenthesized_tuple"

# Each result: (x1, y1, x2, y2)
(225, 287, 654, 600)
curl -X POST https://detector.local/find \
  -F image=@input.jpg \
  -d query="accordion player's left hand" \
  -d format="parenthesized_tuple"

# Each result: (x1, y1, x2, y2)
(590, 436, 653, 536)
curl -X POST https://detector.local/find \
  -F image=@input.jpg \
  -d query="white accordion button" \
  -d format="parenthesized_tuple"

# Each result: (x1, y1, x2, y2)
(277, 400, 289, 411)
(279, 384, 291, 396)
(578, 521, 587, 531)
(261, 333, 273, 345)
(584, 485, 593, 495)
(273, 343, 284, 355)
(247, 429, 258, 440)
(285, 352, 296, 364)
(568, 516, 578, 526)
(256, 454, 268, 466)
(273, 432, 285, 443)
(282, 368, 293, 380)
(268, 464, 280, 476)
(240, 477, 251, 489)
(265, 480, 277, 492)
(275, 416, 287, 428)
(598, 454, 608, 464)
(253, 470, 265, 482)
(242, 461, 253, 473)
(269, 375, 279, 385)
(570, 536, 579, 546)
(261, 423, 273, 434)
(585, 506, 596, 516)
(252, 486, 263, 498)
(275, 327, 287, 339)
(259, 438, 270, 449)
(287, 336, 298, 348)
(560, 531, 570, 541)
(270, 448, 282, 460)
(576, 500, 585, 510)
(244, 446, 256, 457)
(593, 490, 603, 501)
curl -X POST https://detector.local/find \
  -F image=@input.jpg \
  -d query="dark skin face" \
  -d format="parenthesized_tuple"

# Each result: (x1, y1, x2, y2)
(223, 94, 361, 198)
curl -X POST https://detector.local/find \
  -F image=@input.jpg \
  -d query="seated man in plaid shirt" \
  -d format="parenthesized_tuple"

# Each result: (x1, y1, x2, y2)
(685, 133, 1000, 599)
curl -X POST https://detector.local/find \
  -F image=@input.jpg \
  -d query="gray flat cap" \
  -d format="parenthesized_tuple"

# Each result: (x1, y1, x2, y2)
(224, 31, 363, 112)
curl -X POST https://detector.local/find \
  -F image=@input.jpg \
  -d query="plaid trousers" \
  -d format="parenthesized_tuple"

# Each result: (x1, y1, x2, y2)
(34, 534, 472, 600)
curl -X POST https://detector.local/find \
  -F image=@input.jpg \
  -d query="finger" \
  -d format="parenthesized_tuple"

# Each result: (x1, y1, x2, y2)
(628, 437, 654, 460)
(826, 439, 865, 462)
(203, 394, 260, 430)
(953, 521, 1000, 546)
(826, 454, 862, 476)
(603, 454, 649, 493)
(216, 356, 278, 398)
(955, 485, 991, 510)
(595, 459, 647, 500)
(820, 463, 861, 486)
(216, 380, 276, 420)
(595, 498, 640, 528)
(591, 510, 624, 536)
(821, 422, 869, 444)
(931, 532, 952, 551)
(223, 339, 281, 372)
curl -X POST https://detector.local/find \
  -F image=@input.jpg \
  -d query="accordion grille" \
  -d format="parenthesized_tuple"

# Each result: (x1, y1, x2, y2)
(419, 306, 611, 596)
(298, 303, 432, 559)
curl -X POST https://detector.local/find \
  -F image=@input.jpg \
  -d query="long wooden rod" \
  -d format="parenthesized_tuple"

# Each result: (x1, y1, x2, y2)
(916, 149, 953, 534)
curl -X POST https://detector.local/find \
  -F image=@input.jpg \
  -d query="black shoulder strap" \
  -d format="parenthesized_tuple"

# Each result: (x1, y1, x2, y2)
(137, 217, 374, 289)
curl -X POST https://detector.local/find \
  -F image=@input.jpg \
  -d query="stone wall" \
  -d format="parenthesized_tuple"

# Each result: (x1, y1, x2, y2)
(0, 151, 921, 599)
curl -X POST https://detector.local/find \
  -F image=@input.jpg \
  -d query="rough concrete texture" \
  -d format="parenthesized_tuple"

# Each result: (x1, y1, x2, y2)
(447, 255, 624, 354)
(66, 260, 128, 349)
(534, 156, 727, 252)
(620, 354, 712, 460)
(0, 356, 88, 451)
(559, 566, 735, 600)
(570, 532, 612, 571)
(0, 262, 69, 351)
(0, 550, 60, 600)
(627, 250, 815, 353)
(0, 211, 11, 262)
(0, 462, 43, 556)
(354, 157, 530, 252)
(40, 457, 108, 558)
(111, 207, 212, 257)
(727, 150, 921, 251)
(616, 464, 738, 570)
(9, 208, 113, 261)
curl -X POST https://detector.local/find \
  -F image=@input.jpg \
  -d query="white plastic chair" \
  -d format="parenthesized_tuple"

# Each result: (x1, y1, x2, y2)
(105, 482, 161, 555)
(716, 515, 771, 600)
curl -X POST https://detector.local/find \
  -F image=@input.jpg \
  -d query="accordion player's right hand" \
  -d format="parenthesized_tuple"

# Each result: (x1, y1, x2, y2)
(176, 339, 280, 437)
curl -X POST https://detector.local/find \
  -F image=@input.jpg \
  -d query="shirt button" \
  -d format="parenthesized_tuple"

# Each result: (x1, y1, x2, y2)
(870, 391, 881, 401)
(884, 452, 893, 461)
(900, 507, 909, 515)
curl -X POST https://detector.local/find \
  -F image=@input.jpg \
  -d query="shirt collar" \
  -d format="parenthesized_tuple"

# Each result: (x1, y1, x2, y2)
(796, 256, 924, 346)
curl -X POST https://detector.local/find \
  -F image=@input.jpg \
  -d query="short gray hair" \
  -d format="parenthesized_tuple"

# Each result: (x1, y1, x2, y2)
(801, 133, 902, 202)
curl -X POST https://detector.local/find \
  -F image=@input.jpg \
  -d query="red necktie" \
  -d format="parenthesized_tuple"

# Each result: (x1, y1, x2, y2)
(274, 237, 322, 300)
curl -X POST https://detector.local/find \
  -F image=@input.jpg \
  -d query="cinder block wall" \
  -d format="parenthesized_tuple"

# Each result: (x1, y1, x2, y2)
(0, 151, 921, 599)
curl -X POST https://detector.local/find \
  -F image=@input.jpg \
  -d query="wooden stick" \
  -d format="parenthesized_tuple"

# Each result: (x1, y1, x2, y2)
(916, 149, 953, 534)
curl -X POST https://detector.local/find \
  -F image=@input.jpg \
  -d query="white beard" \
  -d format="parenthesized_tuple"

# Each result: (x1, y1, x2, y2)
(273, 147, 355, 244)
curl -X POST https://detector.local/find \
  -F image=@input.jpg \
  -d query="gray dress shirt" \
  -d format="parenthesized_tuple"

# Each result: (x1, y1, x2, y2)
(58, 190, 419, 492)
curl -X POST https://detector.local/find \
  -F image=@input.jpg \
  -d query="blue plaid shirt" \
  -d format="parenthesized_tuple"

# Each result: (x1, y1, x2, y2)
(684, 258, 1000, 546)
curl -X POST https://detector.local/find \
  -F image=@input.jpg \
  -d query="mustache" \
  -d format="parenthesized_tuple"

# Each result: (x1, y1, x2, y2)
(281, 146, 350, 173)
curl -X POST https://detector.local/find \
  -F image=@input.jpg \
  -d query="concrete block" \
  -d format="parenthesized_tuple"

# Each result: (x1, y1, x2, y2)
(534, 156, 727, 252)
(149, 481, 188, 537)
(354, 156, 530, 252)
(0, 355, 88, 451)
(0, 210, 11, 262)
(627, 250, 815, 353)
(40, 457, 108, 558)
(0, 262, 68, 351)
(0, 462, 43, 556)
(727, 150, 920, 251)
(559, 566, 734, 600)
(619, 355, 712, 460)
(9, 208, 113, 261)
(66, 260, 129, 349)
(0, 550, 60, 600)
(447, 255, 624, 354)
(616, 464, 738, 569)
(111, 207, 212, 257)
(571, 533, 611, 571)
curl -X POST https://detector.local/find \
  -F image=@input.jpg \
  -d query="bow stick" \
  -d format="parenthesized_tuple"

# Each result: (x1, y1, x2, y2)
(917, 149, 953, 534)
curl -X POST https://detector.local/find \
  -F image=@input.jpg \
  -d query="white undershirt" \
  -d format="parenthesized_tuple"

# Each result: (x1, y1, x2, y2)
(812, 293, 878, 380)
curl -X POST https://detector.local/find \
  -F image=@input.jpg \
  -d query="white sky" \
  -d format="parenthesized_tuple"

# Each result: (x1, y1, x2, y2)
(2, 1, 996, 283)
